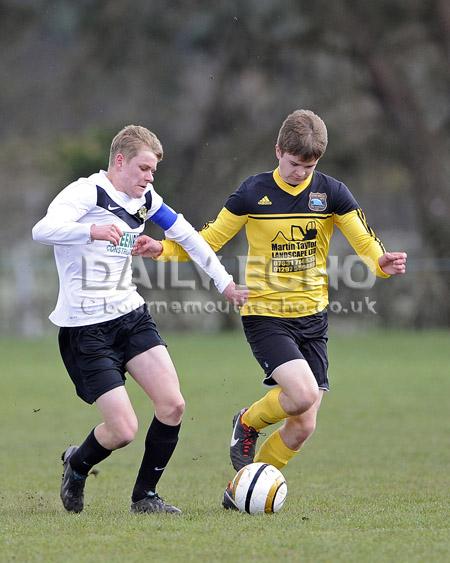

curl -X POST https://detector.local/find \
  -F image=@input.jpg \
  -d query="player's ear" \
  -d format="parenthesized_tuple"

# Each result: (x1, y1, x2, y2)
(275, 145, 282, 159)
(116, 153, 124, 168)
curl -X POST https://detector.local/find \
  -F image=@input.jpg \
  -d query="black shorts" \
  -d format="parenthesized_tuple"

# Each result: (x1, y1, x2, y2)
(241, 311, 329, 390)
(58, 304, 166, 404)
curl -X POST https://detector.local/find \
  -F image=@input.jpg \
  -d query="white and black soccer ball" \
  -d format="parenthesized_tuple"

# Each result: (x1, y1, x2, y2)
(230, 462, 287, 514)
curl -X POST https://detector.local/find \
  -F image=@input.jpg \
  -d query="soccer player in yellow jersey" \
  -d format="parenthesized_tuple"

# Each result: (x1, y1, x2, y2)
(132, 110, 407, 509)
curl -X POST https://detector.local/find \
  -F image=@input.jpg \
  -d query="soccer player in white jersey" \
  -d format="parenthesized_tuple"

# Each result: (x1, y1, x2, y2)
(32, 125, 248, 514)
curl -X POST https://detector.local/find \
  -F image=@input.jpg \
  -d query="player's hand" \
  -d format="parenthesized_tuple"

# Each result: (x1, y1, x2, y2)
(90, 224, 123, 245)
(131, 235, 163, 258)
(222, 281, 249, 307)
(379, 251, 407, 275)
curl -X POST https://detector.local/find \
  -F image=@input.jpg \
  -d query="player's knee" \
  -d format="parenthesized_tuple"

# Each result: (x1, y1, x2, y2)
(112, 417, 139, 448)
(169, 397, 185, 422)
(289, 385, 319, 415)
(157, 396, 185, 425)
(304, 385, 320, 410)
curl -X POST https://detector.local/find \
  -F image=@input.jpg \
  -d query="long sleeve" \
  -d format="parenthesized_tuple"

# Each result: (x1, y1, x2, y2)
(148, 192, 246, 294)
(32, 182, 96, 245)
(334, 209, 389, 278)
(159, 207, 247, 262)
(162, 214, 233, 293)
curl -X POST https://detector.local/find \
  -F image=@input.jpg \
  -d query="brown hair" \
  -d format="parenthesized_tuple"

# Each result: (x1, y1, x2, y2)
(109, 125, 163, 167)
(277, 110, 328, 160)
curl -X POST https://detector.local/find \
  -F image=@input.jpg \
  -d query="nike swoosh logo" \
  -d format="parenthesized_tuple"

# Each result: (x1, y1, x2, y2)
(230, 417, 241, 447)
(108, 204, 120, 211)
(154, 466, 166, 471)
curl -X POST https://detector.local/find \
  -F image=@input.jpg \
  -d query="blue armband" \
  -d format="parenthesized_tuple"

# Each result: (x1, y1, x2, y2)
(151, 203, 178, 230)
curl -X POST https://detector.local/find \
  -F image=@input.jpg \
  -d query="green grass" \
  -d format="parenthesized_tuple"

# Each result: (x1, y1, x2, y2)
(0, 330, 449, 562)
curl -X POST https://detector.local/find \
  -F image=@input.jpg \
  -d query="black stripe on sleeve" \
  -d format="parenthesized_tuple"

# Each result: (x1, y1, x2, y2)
(356, 208, 386, 252)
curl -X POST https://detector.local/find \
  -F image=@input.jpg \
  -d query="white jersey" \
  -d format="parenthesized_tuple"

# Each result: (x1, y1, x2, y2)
(32, 170, 232, 326)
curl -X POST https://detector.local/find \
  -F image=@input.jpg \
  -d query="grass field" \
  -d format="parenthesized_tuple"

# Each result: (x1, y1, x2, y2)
(0, 329, 449, 562)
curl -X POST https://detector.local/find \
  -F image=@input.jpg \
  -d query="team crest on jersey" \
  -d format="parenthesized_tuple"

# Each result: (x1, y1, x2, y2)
(308, 192, 327, 212)
(137, 205, 148, 221)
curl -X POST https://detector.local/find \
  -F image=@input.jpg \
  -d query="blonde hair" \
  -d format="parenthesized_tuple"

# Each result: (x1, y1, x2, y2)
(277, 110, 328, 160)
(109, 125, 163, 167)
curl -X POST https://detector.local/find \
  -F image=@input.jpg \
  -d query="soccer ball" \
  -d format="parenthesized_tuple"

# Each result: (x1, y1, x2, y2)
(230, 462, 287, 514)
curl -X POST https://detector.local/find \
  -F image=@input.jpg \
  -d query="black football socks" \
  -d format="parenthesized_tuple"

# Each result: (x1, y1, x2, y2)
(132, 416, 181, 503)
(69, 428, 112, 475)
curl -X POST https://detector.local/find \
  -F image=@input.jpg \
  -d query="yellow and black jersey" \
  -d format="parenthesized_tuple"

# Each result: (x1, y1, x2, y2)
(160, 168, 388, 317)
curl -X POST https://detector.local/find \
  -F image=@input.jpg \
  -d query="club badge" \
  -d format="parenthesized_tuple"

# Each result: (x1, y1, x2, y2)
(308, 192, 327, 212)
(137, 205, 148, 221)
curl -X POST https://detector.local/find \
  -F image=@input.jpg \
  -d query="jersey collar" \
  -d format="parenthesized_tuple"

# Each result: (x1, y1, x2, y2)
(90, 170, 150, 214)
(273, 167, 313, 196)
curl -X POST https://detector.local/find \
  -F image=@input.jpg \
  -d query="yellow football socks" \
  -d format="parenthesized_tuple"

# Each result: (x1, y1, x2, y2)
(241, 387, 288, 431)
(254, 429, 298, 470)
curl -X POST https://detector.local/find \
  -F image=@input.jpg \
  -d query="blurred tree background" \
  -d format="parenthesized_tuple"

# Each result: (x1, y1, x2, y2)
(1, 0, 449, 334)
